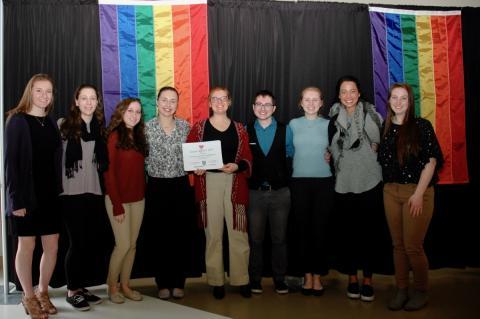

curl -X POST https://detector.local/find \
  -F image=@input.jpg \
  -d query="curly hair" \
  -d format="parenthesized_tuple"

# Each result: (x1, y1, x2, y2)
(7, 74, 55, 116)
(60, 84, 105, 141)
(106, 97, 147, 155)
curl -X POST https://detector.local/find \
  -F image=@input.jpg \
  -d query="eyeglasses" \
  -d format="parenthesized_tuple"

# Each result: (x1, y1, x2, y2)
(254, 103, 274, 109)
(158, 98, 177, 105)
(210, 96, 229, 104)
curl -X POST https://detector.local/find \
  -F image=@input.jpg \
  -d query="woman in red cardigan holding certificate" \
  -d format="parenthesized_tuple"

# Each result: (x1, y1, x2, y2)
(187, 86, 252, 300)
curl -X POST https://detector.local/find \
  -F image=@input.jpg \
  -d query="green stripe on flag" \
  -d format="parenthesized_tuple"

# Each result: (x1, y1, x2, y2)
(401, 15, 421, 116)
(136, 6, 157, 121)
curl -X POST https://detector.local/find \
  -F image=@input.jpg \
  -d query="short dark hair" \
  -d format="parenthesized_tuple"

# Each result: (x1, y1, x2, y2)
(335, 75, 362, 100)
(253, 89, 276, 105)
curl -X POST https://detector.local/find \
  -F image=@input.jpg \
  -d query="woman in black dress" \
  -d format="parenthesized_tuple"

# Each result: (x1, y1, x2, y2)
(5, 74, 63, 319)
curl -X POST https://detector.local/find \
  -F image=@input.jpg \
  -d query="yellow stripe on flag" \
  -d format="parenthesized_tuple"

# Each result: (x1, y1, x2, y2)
(416, 16, 436, 126)
(154, 6, 175, 91)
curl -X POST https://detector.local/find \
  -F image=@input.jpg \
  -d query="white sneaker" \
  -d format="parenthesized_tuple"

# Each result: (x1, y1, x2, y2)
(172, 288, 184, 299)
(158, 289, 171, 300)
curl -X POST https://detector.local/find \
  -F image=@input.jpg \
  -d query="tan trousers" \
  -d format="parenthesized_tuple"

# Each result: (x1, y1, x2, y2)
(105, 196, 145, 286)
(383, 183, 434, 291)
(205, 172, 249, 286)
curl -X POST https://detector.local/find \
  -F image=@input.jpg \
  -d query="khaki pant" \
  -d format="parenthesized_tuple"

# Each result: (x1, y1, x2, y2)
(105, 196, 145, 286)
(205, 172, 249, 286)
(383, 183, 434, 291)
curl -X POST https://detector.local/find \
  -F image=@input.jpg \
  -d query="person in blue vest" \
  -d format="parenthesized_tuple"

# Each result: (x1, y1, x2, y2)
(247, 90, 293, 294)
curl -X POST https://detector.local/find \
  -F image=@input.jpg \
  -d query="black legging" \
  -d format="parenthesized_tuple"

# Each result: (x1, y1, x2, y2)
(290, 177, 334, 275)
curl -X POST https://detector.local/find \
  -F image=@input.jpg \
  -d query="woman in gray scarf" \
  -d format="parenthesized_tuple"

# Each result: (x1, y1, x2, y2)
(328, 75, 383, 302)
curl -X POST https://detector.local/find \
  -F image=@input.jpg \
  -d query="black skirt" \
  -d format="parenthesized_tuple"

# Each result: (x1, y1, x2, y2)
(10, 196, 61, 237)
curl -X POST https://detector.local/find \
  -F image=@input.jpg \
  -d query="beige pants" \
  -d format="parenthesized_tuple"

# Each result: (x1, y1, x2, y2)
(205, 172, 249, 286)
(105, 196, 145, 286)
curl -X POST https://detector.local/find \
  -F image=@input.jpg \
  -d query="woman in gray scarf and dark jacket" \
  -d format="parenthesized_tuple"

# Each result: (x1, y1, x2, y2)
(328, 75, 383, 302)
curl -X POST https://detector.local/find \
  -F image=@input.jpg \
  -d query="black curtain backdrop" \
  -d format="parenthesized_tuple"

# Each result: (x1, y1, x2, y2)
(3, 0, 108, 289)
(2, 0, 479, 288)
(207, 0, 375, 123)
(3, 0, 102, 120)
(455, 7, 480, 267)
(207, 0, 480, 274)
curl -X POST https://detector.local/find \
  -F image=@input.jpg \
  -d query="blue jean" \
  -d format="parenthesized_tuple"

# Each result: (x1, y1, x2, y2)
(248, 187, 291, 283)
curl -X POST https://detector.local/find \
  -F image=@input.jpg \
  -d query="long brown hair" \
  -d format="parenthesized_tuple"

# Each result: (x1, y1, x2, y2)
(6, 74, 55, 116)
(106, 98, 146, 154)
(60, 84, 105, 140)
(383, 83, 420, 166)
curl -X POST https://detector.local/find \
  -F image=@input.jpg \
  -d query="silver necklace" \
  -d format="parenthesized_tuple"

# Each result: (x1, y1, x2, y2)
(35, 116, 46, 127)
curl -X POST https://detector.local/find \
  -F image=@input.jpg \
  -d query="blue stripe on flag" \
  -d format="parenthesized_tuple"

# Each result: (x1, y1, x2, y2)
(118, 5, 139, 99)
(386, 13, 404, 85)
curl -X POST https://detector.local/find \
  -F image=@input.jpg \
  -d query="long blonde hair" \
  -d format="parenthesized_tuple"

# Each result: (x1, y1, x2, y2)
(6, 74, 55, 116)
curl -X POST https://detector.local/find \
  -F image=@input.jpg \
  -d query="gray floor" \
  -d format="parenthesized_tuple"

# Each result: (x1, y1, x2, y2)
(1, 267, 479, 319)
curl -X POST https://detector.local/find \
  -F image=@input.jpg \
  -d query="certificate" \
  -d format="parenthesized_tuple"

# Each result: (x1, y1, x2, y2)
(182, 140, 223, 171)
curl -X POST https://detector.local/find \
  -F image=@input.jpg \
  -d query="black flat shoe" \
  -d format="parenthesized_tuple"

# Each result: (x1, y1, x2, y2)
(301, 287, 313, 296)
(312, 287, 325, 296)
(213, 286, 225, 300)
(239, 285, 251, 298)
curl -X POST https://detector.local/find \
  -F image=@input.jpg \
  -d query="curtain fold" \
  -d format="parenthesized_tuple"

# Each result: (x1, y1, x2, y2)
(208, 0, 374, 123)
(3, 0, 107, 289)
(2, 1, 479, 289)
(3, 0, 102, 119)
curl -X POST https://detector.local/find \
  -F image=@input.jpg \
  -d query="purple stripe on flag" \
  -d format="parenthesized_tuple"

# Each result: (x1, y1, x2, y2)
(369, 11, 389, 117)
(99, 5, 121, 123)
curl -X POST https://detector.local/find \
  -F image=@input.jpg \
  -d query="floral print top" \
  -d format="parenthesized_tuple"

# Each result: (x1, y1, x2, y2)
(145, 117, 190, 178)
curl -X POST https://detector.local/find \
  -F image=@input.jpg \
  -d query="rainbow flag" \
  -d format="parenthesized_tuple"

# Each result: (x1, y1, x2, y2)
(369, 7, 468, 184)
(99, 0, 209, 123)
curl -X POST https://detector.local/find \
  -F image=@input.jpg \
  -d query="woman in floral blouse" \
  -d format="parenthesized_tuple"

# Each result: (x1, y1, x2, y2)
(378, 83, 443, 311)
(144, 86, 192, 300)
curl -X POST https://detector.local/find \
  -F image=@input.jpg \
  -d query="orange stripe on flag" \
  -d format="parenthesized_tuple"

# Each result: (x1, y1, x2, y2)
(190, 4, 209, 124)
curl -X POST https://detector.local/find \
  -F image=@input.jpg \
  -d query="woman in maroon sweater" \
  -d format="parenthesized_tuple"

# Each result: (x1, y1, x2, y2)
(104, 98, 147, 304)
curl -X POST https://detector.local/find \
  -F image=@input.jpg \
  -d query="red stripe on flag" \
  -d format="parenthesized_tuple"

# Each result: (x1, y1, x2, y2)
(190, 4, 209, 124)
(446, 15, 468, 183)
(172, 5, 192, 123)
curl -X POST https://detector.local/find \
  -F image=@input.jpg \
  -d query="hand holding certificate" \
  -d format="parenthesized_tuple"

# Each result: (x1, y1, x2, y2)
(182, 140, 223, 171)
